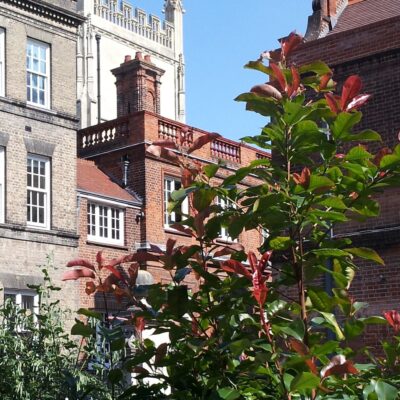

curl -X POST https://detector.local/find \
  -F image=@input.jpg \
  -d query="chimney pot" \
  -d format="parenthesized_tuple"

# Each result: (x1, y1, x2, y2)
(144, 55, 152, 63)
(124, 55, 132, 63)
(135, 51, 143, 60)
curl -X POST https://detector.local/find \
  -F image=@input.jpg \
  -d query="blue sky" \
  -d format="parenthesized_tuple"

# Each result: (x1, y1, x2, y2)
(132, 1, 312, 141)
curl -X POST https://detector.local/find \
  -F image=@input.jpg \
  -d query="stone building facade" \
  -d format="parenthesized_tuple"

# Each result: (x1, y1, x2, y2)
(294, 0, 400, 347)
(0, 0, 83, 314)
(76, 0, 185, 128)
(77, 52, 268, 292)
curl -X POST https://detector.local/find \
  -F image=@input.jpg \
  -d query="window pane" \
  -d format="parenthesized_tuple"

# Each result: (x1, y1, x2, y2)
(21, 295, 34, 312)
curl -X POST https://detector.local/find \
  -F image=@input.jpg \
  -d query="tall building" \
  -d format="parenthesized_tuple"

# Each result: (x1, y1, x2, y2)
(294, 0, 400, 346)
(0, 0, 83, 314)
(76, 0, 185, 128)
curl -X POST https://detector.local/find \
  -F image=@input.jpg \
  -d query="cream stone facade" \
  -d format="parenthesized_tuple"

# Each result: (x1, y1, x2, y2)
(0, 0, 83, 317)
(76, 0, 185, 128)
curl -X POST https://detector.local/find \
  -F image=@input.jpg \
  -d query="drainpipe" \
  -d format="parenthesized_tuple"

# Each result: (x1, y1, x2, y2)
(95, 33, 101, 124)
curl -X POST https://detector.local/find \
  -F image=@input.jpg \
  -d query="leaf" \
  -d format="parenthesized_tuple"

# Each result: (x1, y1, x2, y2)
(108, 368, 123, 385)
(323, 360, 359, 378)
(308, 289, 333, 313)
(343, 129, 382, 142)
(167, 286, 188, 317)
(62, 269, 96, 281)
(345, 146, 373, 161)
(312, 248, 349, 258)
(71, 322, 94, 337)
(174, 267, 192, 283)
(250, 83, 282, 100)
(281, 31, 303, 58)
(269, 236, 293, 251)
(308, 175, 334, 192)
(374, 380, 398, 400)
(331, 112, 362, 140)
(318, 197, 347, 210)
(110, 337, 125, 351)
(380, 154, 400, 169)
(218, 388, 241, 400)
(188, 132, 221, 154)
(299, 61, 332, 75)
(203, 163, 219, 178)
(244, 60, 273, 75)
(154, 343, 168, 366)
(290, 372, 320, 394)
(77, 308, 103, 321)
(319, 311, 345, 340)
(103, 265, 123, 280)
(341, 75, 362, 110)
(221, 259, 251, 279)
(270, 63, 286, 92)
(66, 258, 95, 271)
(346, 93, 371, 112)
(345, 247, 384, 265)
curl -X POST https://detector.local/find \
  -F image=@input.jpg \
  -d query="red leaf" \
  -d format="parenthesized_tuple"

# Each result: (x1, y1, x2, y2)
(188, 132, 221, 154)
(182, 168, 193, 188)
(166, 238, 177, 255)
(248, 251, 258, 273)
(62, 269, 96, 281)
(151, 140, 178, 149)
(373, 148, 391, 166)
(259, 251, 273, 273)
(135, 316, 145, 333)
(270, 63, 287, 92)
(85, 281, 96, 295)
(108, 254, 135, 267)
(103, 264, 124, 281)
(131, 252, 160, 263)
(292, 167, 310, 189)
(384, 310, 400, 333)
(221, 260, 252, 280)
(340, 75, 362, 110)
(319, 72, 333, 91)
(170, 223, 193, 236)
(324, 93, 340, 114)
(281, 31, 303, 58)
(346, 93, 371, 112)
(66, 258, 96, 271)
(250, 83, 282, 100)
(147, 145, 180, 163)
(253, 286, 268, 306)
(154, 343, 168, 366)
(128, 263, 139, 285)
(96, 251, 105, 268)
(290, 65, 300, 96)
(289, 338, 309, 355)
(323, 360, 359, 378)
(213, 244, 244, 258)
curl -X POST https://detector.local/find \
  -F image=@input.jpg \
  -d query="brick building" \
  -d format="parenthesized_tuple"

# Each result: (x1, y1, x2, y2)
(294, 0, 400, 345)
(77, 52, 269, 291)
(0, 0, 83, 315)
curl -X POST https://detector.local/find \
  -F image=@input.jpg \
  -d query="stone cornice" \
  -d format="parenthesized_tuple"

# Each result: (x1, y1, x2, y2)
(1, 0, 85, 27)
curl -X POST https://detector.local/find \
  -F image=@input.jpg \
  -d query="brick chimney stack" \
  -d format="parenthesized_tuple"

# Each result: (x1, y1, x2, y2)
(111, 52, 165, 117)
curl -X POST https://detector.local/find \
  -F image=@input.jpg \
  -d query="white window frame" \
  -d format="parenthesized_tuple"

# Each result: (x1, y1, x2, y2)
(216, 196, 237, 242)
(163, 176, 189, 228)
(0, 28, 5, 97)
(87, 201, 125, 246)
(3, 289, 39, 331)
(27, 154, 51, 229)
(26, 38, 50, 108)
(0, 147, 5, 223)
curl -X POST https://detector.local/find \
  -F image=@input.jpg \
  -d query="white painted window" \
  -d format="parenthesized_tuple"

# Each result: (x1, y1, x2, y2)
(216, 196, 237, 242)
(87, 202, 124, 245)
(27, 154, 50, 229)
(26, 39, 50, 108)
(0, 147, 5, 223)
(4, 289, 39, 330)
(0, 28, 5, 97)
(163, 177, 189, 228)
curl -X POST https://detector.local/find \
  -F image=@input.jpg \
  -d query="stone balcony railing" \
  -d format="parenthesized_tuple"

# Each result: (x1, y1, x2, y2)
(93, 0, 173, 48)
(78, 111, 270, 165)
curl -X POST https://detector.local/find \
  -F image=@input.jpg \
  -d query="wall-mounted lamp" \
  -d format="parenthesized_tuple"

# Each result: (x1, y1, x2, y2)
(135, 210, 145, 224)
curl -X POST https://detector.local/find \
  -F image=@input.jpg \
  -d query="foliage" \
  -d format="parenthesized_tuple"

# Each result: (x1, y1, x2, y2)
(66, 32, 400, 399)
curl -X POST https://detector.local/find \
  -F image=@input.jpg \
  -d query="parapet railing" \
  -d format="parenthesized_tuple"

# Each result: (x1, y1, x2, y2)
(211, 139, 241, 163)
(93, 0, 173, 48)
(78, 115, 130, 153)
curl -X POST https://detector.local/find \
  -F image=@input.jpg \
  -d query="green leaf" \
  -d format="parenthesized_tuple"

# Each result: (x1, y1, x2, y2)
(204, 164, 219, 179)
(71, 322, 94, 338)
(235, 93, 279, 117)
(108, 368, 123, 384)
(344, 320, 365, 339)
(110, 337, 125, 352)
(192, 188, 216, 212)
(312, 248, 349, 258)
(346, 247, 385, 265)
(77, 308, 103, 321)
(244, 60, 273, 75)
(345, 146, 373, 161)
(290, 372, 320, 394)
(229, 338, 251, 357)
(311, 340, 339, 356)
(310, 209, 348, 222)
(167, 286, 188, 318)
(298, 61, 331, 75)
(374, 379, 398, 400)
(308, 288, 333, 312)
(218, 387, 241, 400)
(283, 102, 312, 126)
(318, 197, 347, 210)
(308, 175, 334, 192)
(331, 112, 362, 140)
(360, 316, 387, 325)
(269, 236, 293, 251)
(380, 154, 400, 169)
(319, 311, 345, 340)
(342, 129, 382, 142)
